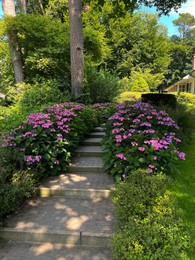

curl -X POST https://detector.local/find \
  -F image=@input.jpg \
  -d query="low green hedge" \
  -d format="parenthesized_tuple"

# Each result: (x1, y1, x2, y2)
(0, 170, 36, 226)
(111, 169, 190, 259)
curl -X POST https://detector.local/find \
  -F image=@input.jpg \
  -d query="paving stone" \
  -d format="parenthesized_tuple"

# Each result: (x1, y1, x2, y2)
(70, 156, 104, 168)
(0, 197, 114, 246)
(39, 173, 114, 191)
(89, 132, 105, 138)
(75, 146, 104, 156)
(0, 241, 112, 260)
(81, 138, 103, 146)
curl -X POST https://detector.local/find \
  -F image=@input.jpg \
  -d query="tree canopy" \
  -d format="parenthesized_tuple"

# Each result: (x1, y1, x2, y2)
(0, 0, 194, 101)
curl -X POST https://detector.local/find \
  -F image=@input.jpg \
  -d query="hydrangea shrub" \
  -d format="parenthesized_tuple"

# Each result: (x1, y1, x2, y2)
(103, 101, 186, 181)
(1, 102, 105, 177)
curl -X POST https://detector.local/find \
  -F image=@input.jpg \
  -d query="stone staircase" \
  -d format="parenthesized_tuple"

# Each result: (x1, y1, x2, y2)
(0, 127, 114, 259)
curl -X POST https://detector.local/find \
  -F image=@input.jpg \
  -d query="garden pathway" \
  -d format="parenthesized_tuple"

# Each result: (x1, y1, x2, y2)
(0, 127, 115, 259)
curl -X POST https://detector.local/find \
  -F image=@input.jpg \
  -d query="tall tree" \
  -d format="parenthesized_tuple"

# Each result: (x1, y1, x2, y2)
(2, 0, 24, 83)
(68, 0, 187, 97)
(68, 0, 84, 97)
(19, 0, 27, 14)
(173, 13, 195, 40)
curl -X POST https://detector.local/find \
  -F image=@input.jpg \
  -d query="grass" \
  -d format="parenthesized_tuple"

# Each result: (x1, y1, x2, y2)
(170, 132, 195, 257)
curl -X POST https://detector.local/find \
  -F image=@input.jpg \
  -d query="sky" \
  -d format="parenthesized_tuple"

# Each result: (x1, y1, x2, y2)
(140, 0, 195, 36)
(0, 0, 195, 36)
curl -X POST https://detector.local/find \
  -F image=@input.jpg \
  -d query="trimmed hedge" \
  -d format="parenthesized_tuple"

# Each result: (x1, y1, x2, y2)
(111, 169, 190, 260)
(142, 93, 177, 108)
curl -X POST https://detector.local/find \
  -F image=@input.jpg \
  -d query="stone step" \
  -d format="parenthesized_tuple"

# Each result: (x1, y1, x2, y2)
(0, 241, 112, 260)
(81, 137, 103, 146)
(75, 146, 104, 157)
(37, 173, 114, 199)
(88, 132, 105, 138)
(37, 187, 111, 200)
(93, 127, 105, 133)
(0, 197, 114, 247)
(68, 156, 105, 173)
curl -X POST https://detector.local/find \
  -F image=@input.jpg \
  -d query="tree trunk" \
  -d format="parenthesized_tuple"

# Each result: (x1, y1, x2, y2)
(38, 0, 46, 16)
(20, 0, 27, 14)
(68, 0, 84, 97)
(2, 0, 24, 84)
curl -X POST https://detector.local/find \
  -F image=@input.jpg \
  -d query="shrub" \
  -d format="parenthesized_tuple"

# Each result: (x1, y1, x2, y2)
(6, 80, 70, 108)
(142, 93, 177, 108)
(0, 170, 36, 226)
(85, 66, 120, 103)
(0, 80, 71, 134)
(157, 104, 195, 144)
(111, 169, 190, 260)
(177, 92, 195, 105)
(103, 101, 186, 181)
(118, 77, 131, 92)
(131, 77, 150, 92)
(1, 102, 100, 178)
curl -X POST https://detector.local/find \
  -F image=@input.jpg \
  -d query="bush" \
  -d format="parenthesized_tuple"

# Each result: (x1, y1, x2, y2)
(103, 101, 186, 181)
(1, 103, 100, 178)
(0, 170, 36, 226)
(131, 77, 150, 92)
(0, 80, 71, 134)
(118, 77, 131, 92)
(177, 92, 195, 105)
(111, 169, 190, 260)
(6, 80, 70, 108)
(157, 104, 195, 144)
(142, 93, 177, 109)
(85, 66, 120, 103)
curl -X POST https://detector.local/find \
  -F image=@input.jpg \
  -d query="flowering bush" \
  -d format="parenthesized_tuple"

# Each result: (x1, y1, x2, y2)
(1, 102, 101, 177)
(103, 101, 186, 181)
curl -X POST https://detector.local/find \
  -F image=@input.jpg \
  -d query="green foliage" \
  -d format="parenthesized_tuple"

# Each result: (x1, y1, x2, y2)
(0, 20, 14, 93)
(142, 93, 177, 108)
(117, 77, 131, 92)
(116, 91, 142, 103)
(103, 11, 171, 77)
(96, 0, 187, 15)
(164, 40, 192, 88)
(83, 25, 111, 65)
(177, 92, 195, 113)
(131, 77, 150, 92)
(85, 66, 120, 103)
(5, 14, 71, 89)
(0, 170, 36, 226)
(111, 169, 190, 260)
(130, 68, 164, 92)
(6, 80, 70, 108)
(173, 13, 195, 40)
(161, 104, 195, 143)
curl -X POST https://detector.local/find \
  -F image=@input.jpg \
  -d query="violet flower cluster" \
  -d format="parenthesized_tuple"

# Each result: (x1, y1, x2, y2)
(2, 102, 101, 176)
(104, 101, 186, 179)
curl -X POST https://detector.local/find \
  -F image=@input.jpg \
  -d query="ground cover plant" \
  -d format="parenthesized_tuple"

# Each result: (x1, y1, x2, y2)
(103, 101, 186, 182)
